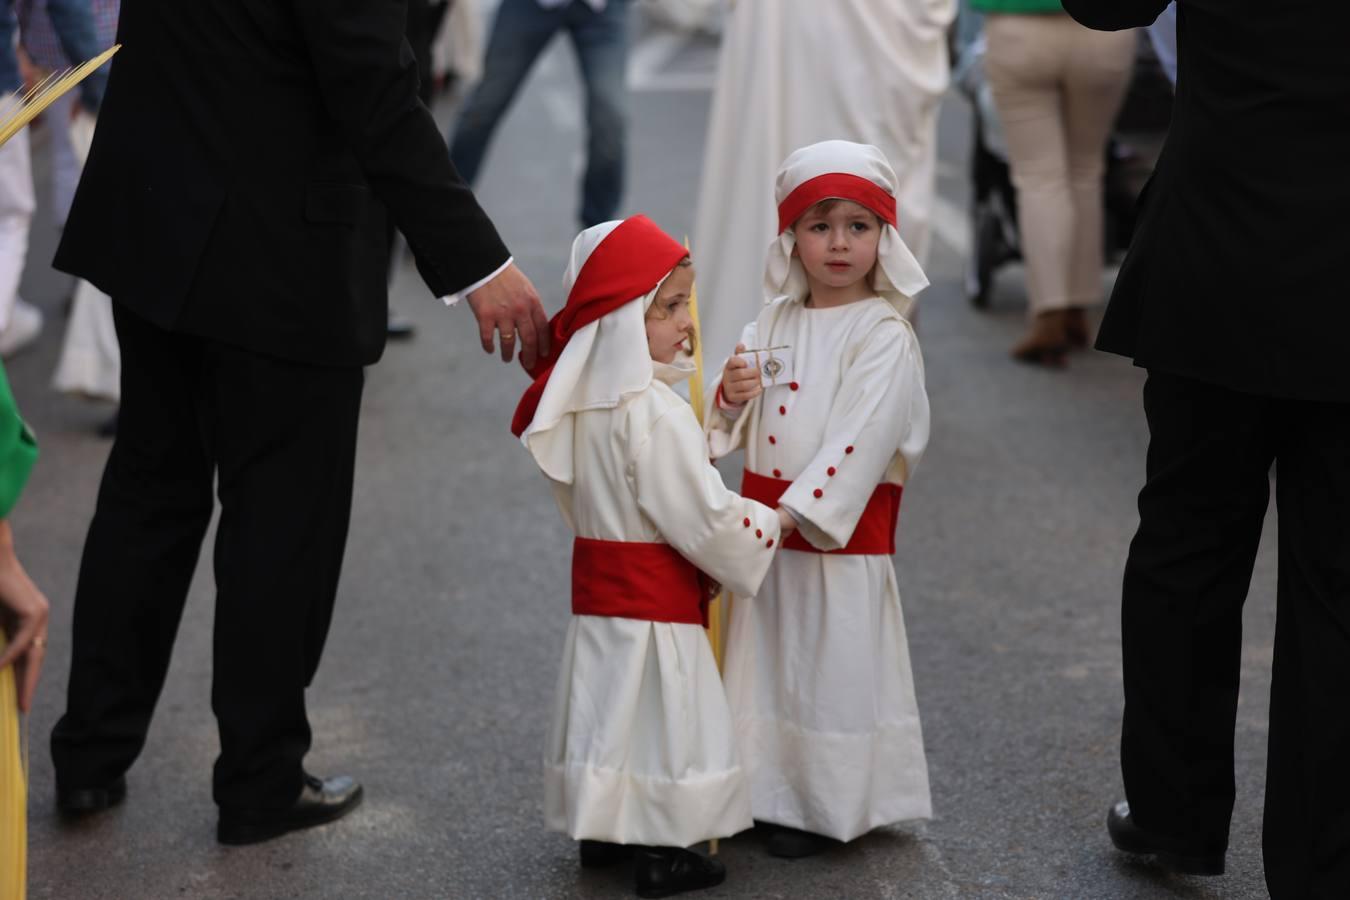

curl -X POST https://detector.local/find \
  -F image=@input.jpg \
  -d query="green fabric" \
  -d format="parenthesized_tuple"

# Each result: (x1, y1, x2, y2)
(0, 364, 37, 520)
(970, 0, 1067, 13)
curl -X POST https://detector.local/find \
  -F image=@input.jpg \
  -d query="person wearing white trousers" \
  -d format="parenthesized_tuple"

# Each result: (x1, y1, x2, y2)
(0, 124, 41, 358)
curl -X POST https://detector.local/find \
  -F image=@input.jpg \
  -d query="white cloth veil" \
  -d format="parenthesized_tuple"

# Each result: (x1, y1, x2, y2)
(520, 221, 687, 483)
(764, 140, 929, 319)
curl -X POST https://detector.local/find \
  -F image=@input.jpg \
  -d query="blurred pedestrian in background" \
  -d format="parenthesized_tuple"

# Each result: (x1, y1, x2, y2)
(50, 105, 120, 433)
(691, 0, 955, 366)
(973, 0, 1135, 367)
(0, 0, 104, 358)
(430, 0, 485, 94)
(16, 0, 116, 227)
(448, 0, 631, 229)
(385, 0, 452, 342)
(27, 0, 123, 432)
(1064, 1, 1350, 895)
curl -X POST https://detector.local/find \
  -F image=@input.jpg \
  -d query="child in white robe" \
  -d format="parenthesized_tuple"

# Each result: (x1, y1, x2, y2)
(512, 215, 795, 897)
(706, 140, 934, 857)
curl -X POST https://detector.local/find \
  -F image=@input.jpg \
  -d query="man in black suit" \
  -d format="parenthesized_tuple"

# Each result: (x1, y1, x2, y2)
(1062, 1, 1350, 896)
(48, 0, 549, 845)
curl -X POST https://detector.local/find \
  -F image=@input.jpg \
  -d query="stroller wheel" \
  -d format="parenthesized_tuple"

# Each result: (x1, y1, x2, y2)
(968, 204, 1004, 309)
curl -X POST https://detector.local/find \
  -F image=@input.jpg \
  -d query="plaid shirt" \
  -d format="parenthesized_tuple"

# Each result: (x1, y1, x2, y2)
(18, 0, 118, 71)
(0, 0, 106, 108)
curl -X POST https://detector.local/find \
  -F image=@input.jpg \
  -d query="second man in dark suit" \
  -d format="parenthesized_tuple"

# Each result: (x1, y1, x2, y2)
(1064, 1, 1350, 896)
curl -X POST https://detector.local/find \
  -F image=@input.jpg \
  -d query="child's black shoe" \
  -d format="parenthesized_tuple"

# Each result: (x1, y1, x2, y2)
(579, 839, 633, 868)
(634, 846, 725, 898)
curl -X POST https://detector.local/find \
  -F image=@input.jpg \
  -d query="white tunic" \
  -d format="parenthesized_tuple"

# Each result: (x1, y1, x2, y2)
(543, 363, 781, 847)
(707, 296, 933, 841)
(691, 0, 957, 360)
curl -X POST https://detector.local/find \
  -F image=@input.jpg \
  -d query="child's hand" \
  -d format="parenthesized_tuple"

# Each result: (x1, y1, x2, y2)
(722, 343, 762, 405)
(776, 507, 797, 536)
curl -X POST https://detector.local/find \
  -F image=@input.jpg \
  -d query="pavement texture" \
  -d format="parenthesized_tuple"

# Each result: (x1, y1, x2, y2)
(11, 13, 1277, 900)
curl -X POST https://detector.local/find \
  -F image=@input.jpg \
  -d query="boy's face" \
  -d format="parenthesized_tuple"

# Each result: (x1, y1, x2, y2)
(791, 200, 882, 294)
(646, 263, 696, 364)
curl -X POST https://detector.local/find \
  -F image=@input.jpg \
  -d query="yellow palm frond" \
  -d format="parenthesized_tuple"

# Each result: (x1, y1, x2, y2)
(1, 633, 26, 899)
(0, 45, 120, 150)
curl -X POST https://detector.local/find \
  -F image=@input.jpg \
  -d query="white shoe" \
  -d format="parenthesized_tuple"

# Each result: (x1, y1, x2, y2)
(0, 300, 44, 358)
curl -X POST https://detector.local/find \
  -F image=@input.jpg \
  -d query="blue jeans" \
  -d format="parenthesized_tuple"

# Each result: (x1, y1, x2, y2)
(449, 0, 629, 227)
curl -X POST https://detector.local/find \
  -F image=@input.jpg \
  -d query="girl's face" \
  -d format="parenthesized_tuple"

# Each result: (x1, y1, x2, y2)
(646, 263, 696, 364)
(791, 200, 882, 301)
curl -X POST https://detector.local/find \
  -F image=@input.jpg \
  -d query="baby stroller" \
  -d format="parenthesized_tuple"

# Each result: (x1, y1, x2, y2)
(954, 25, 1174, 309)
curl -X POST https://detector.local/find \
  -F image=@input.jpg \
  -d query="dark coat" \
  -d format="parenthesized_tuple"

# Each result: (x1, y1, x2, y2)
(1063, 0, 1350, 402)
(55, 0, 509, 367)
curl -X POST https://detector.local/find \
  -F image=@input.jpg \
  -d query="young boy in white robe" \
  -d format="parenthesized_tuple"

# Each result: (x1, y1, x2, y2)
(706, 141, 933, 858)
(512, 215, 795, 897)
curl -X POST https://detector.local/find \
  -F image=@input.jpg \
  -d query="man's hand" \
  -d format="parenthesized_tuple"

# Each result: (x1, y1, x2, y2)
(466, 263, 550, 367)
(17, 48, 42, 97)
(721, 343, 762, 405)
(776, 507, 797, 536)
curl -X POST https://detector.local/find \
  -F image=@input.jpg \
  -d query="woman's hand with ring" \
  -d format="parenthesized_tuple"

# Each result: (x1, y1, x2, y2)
(0, 519, 50, 712)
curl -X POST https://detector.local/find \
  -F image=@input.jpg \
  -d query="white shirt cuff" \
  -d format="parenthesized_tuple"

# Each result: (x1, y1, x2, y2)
(439, 256, 513, 308)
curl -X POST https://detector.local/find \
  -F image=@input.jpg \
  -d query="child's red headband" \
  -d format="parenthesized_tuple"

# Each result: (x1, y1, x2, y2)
(777, 173, 898, 234)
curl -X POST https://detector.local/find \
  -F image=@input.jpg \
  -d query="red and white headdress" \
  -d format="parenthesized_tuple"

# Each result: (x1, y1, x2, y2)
(765, 140, 929, 317)
(512, 215, 689, 481)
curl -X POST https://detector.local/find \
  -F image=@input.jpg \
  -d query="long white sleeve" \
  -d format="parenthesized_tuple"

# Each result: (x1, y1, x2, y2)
(780, 320, 929, 551)
(705, 320, 759, 459)
(633, 401, 781, 598)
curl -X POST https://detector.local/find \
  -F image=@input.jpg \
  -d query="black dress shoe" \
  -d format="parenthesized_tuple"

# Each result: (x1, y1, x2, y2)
(767, 825, 842, 859)
(386, 309, 416, 340)
(579, 839, 634, 868)
(1106, 801, 1225, 876)
(96, 409, 118, 439)
(634, 847, 726, 898)
(57, 775, 127, 814)
(217, 774, 363, 846)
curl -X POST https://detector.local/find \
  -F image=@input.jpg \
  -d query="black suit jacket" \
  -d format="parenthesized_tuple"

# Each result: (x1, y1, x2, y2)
(1062, 0, 1350, 402)
(54, 0, 509, 367)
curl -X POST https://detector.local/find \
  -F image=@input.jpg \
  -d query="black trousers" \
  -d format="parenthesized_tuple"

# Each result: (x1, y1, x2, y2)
(51, 305, 364, 811)
(1120, 371, 1350, 898)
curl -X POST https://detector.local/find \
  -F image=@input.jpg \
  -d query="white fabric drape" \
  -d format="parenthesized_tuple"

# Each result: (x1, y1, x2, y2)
(691, 0, 956, 361)
(764, 140, 930, 322)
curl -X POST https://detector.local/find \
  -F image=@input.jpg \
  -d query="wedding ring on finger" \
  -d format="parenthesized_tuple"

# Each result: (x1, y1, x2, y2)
(32, 635, 46, 649)
(501, 332, 516, 342)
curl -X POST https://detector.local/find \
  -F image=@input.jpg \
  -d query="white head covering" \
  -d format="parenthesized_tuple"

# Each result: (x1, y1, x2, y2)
(764, 140, 929, 318)
(519, 220, 691, 483)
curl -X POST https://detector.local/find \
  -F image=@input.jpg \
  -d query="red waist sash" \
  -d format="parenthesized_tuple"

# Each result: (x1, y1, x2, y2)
(572, 537, 707, 626)
(741, 469, 901, 555)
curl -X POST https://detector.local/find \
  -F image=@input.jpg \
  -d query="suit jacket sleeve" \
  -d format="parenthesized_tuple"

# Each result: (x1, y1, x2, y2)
(290, 0, 509, 296)
(1061, 0, 1170, 31)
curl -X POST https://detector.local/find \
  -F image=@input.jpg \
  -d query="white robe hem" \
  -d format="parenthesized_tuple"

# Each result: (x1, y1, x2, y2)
(544, 760, 753, 846)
